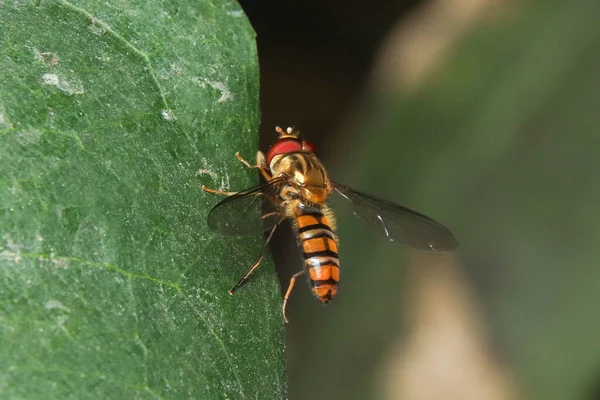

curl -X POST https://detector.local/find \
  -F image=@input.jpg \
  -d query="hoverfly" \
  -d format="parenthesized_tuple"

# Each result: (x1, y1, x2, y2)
(202, 127, 458, 323)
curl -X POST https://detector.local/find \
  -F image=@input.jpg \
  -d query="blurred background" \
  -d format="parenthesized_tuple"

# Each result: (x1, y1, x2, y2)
(237, 0, 600, 399)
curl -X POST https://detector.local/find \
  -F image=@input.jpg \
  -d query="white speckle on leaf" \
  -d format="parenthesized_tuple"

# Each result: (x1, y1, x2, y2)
(197, 167, 218, 181)
(191, 77, 206, 88)
(56, 315, 69, 327)
(207, 81, 232, 102)
(29, 46, 60, 66)
(220, 172, 230, 191)
(44, 300, 70, 312)
(50, 257, 70, 269)
(196, 157, 219, 180)
(0, 105, 9, 128)
(88, 17, 107, 35)
(227, 10, 244, 17)
(192, 77, 232, 103)
(42, 73, 84, 96)
(0, 250, 20, 263)
(1, 236, 21, 263)
(196, 158, 230, 191)
(170, 63, 183, 75)
(45, 301, 71, 333)
(96, 52, 111, 62)
(114, 276, 125, 285)
(89, 25, 106, 35)
(16, 128, 42, 145)
(161, 109, 176, 120)
(48, 107, 56, 127)
(42, 73, 59, 86)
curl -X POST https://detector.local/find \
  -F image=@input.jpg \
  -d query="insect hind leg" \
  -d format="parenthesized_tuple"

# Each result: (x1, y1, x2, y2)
(282, 269, 306, 324)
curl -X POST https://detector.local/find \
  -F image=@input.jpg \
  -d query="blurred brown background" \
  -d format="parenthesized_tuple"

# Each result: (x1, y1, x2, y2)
(237, 0, 600, 399)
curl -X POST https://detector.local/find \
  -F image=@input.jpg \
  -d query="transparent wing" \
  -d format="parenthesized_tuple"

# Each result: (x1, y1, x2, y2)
(206, 177, 287, 236)
(332, 182, 459, 252)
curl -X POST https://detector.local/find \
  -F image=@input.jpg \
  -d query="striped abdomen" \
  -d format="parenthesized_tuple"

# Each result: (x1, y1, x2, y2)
(295, 207, 340, 303)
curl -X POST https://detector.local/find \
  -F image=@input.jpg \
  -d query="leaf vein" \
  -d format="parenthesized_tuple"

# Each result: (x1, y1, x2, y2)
(189, 304, 247, 398)
(56, 0, 200, 156)
(11, 250, 182, 292)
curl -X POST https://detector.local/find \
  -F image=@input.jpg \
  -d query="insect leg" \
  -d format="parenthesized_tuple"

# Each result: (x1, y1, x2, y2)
(235, 151, 272, 181)
(282, 269, 306, 324)
(201, 185, 237, 196)
(261, 211, 281, 220)
(228, 222, 279, 295)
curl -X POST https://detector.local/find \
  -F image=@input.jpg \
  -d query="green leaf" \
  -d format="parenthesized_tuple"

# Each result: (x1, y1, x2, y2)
(0, 1, 285, 398)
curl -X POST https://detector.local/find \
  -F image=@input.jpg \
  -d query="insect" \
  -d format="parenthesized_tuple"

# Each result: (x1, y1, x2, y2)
(202, 126, 458, 323)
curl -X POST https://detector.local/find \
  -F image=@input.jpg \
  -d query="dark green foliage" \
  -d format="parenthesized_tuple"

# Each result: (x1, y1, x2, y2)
(0, 1, 285, 398)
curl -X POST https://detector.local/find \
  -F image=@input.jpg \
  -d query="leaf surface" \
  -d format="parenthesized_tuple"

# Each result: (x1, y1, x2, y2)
(0, 1, 285, 398)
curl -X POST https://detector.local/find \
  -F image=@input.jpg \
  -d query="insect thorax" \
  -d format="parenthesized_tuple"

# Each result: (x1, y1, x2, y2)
(271, 152, 331, 204)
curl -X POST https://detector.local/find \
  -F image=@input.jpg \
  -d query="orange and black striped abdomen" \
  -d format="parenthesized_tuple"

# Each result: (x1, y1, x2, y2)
(296, 210, 340, 303)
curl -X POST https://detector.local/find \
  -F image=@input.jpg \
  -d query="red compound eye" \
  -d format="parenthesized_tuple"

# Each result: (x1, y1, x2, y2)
(266, 139, 303, 165)
(302, 140, 315, 152)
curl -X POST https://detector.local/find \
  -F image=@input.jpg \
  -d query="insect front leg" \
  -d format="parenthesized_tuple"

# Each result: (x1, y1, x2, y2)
(202, 151, 271, 196)
(235, 151, 272, 181)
